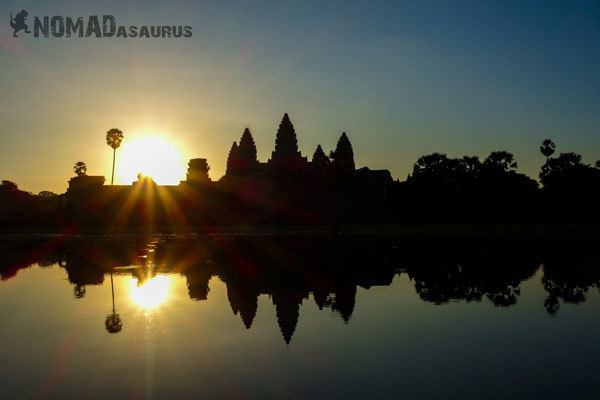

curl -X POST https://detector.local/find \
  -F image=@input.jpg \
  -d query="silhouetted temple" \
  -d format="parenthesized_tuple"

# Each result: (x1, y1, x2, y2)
(64, 113, 394, 228)
(3, 113, 599, 230)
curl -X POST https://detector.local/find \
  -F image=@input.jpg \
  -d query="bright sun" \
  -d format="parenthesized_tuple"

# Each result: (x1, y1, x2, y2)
(117, 135, 186, 185)
(130, 275, 173, 310)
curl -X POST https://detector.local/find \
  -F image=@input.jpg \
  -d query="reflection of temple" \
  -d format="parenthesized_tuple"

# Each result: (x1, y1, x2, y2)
(3, 236, 600, 343)
(179, 237, 397, 343)
(45, 236, 401, 343)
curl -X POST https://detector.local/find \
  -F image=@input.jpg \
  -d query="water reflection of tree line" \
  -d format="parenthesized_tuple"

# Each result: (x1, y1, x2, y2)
(1, 237, 599, 342)
(400, 246, 541, 307)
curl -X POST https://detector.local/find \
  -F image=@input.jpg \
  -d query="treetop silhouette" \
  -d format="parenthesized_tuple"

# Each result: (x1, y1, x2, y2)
(462, 156, 481, 174)
(540, 139, 556, 163)
(483, 151, 517, 172)
(74, 161, 87, 177)
(0, 180, 18, 193)
(106, 128, 124, 150)
(38, 190, 57, 198)
(540, 152, 600, 195)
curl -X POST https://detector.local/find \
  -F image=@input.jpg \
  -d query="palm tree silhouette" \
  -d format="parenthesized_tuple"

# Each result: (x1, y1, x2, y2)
(73, 161, 87, 177)
(106, 128, 124, 185)
(540, 139, 556, 164)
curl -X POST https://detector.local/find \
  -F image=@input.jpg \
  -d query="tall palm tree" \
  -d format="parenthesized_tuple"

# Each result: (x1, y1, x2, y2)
(106, 128, 124, 185)
(540, 139, 556, 164)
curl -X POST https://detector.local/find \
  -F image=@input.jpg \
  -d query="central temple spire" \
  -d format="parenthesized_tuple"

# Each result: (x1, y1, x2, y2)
(269, 113, 307, 171)
(272, 113, 300, 160)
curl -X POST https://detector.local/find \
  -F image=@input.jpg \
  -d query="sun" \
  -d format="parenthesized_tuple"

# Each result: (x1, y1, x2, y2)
(130, 275, 173, 310)
(116, 135, 186, 185)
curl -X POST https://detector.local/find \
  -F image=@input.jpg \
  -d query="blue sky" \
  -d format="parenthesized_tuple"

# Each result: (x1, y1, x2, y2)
(1, 0, 599, 192)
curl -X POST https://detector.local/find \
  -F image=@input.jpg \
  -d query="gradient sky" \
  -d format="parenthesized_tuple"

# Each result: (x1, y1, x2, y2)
(1, 0, 600, 193)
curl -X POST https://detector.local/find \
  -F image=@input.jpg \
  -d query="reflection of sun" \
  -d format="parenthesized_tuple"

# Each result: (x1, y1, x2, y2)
(117, 135, 186, 185)
(130, 275, 173, 310)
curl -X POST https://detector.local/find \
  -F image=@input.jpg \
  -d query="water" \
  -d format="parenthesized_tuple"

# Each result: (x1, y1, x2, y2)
(1, 234, 599, 399)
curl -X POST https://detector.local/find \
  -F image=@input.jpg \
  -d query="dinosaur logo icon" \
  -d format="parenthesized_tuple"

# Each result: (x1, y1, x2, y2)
(9, 10, 31, 37)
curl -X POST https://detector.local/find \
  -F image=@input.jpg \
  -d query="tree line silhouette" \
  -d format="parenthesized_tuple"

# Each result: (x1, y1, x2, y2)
(1, 114, 600, 231)
(1, 235, 599, 342)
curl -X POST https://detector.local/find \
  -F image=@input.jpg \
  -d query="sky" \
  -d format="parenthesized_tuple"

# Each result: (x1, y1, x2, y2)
(1, 0, 600, 193)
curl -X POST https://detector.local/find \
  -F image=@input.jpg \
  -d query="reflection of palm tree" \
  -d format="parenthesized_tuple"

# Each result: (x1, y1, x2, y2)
(105, 272, 123, 333)
(544, 296, 560, 315)
(106, 128, 124, 185)
(74, 284, 86, 299)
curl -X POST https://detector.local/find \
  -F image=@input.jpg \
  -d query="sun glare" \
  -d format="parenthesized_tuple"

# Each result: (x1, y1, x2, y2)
(130, 275, 173, 310)
(117, 135, 186, 185)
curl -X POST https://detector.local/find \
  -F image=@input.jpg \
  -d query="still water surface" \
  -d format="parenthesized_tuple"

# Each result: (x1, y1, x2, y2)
(1, 234, 599, 399)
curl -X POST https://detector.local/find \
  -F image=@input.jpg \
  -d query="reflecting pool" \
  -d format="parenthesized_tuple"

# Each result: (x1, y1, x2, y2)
(1, 234, 599, 399)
